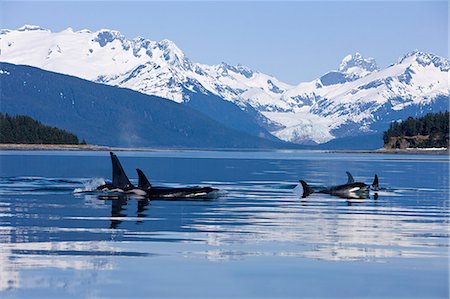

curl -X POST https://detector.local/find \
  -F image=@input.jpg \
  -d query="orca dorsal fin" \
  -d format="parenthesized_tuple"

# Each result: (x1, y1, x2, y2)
(110, 152, 133, 190)
(372, 174, 379, 190)
(346, 171, 355, 184)
(299, 180, 314, 198)
(136, 168, 152, 190)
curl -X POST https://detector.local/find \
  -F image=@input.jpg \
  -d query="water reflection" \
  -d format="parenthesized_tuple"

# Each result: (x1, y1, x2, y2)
(1, 240, 116, 291)
(110, 197, 127, 229)
(0, 153, 448, 295)
(106, 197, 150, 228)
(136, 199, 150, 221)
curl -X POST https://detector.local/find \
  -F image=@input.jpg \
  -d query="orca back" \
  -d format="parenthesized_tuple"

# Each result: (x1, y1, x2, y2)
(299, 180, 314, 198)
(346, 171, 355, 184)
(372, 174, 379, 190)
(110, 152, 133, 190)
(136, 168, 152, 190)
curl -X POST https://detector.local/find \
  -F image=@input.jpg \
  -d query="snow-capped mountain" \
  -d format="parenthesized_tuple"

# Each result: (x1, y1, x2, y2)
(0, 25, 291, 105)
(0, 62, 286, 148)
(267, 50, 449, 143)
(339, 52, 379, 80)
(1, 25, 448, 144)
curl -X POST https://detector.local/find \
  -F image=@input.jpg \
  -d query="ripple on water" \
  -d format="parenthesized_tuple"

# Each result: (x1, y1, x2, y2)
(0, 173, 448, 265)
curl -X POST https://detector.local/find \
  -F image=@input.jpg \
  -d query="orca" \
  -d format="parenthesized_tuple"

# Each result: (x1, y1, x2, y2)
(135, 167, 218, 199)
(97, 152, 218, 199)
(136, 168, 152, 190)
(96, 152, 134, 192)
(299, 172, 378, 199)
(346, 171, 355, 184)
(371, 174, 379, 191)
(96, 152, 146, 196)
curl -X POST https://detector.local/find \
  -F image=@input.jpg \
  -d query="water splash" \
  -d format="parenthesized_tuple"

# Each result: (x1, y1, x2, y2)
(73, 178, 106, 193)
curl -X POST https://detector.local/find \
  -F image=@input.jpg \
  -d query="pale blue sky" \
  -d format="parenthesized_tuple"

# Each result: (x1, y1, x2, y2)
(1, 1, 448, 84)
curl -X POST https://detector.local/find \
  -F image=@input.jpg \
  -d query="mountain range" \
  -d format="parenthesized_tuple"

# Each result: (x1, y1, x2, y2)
(1, 25, 448, 146)
(0, 62, 289, 148)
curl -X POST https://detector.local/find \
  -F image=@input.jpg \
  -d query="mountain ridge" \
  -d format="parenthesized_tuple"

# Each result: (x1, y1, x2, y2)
(1, 25, 448, 144)
(0, 62, 292, 148)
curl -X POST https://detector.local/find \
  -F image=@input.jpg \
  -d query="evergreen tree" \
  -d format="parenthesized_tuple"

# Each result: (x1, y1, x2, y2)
(383, 111, 449, 148)
(0, 113, 83, 144)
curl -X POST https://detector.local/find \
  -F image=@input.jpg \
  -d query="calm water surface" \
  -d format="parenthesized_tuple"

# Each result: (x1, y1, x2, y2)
(0, 150, 448, 298)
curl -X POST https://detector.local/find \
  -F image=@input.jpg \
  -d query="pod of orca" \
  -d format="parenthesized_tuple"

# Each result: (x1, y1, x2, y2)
(300, 172, 379, 199)
(96, 152, 218, 198)
(95, 152, 380, 200)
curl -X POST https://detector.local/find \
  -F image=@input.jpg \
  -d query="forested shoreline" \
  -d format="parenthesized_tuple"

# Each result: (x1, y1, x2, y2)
(0, 113, 84, 144)
(383, 112, 449, 149)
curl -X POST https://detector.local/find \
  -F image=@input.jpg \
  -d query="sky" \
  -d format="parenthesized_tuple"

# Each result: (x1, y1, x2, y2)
(0, 1, 448, 84)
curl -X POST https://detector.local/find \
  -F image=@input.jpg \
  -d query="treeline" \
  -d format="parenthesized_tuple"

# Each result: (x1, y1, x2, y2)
(0, 113, 84, 144)
(383, 111, 449, 148)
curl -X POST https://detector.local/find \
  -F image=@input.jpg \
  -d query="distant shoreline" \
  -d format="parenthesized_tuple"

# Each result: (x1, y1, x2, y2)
(329, 148, 449, 155)
(0, 143, 182, 152)
(0, 143, 448, 155)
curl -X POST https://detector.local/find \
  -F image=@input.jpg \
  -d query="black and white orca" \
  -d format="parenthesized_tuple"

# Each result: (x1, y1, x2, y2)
(299, 172, 379, 199)
(97, 152, 218, 199)
(136, 167, 217, 198)
(96, 152, 147, 196)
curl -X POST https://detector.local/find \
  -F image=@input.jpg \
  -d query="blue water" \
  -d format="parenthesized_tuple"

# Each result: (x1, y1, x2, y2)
(0, 150, 448, 298)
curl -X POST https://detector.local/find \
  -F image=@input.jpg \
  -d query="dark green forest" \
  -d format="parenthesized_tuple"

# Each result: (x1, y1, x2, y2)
(0, 113, 83, 144)
(383, 111, 449, 148)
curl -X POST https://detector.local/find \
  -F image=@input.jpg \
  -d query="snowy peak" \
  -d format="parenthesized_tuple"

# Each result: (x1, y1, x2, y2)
(338, 52, 378, 79)
(216, 62, 255, 79)
(0, 25, 198, 99)
(398, 50, 450, 71)
(17, 24, 48, 32)
(319, 52, 379, 87)
(158, 39, 185, 57)
(278, 50, 448, 144)
(157, 39, 190, 68)
(1, 24, 48, 35)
